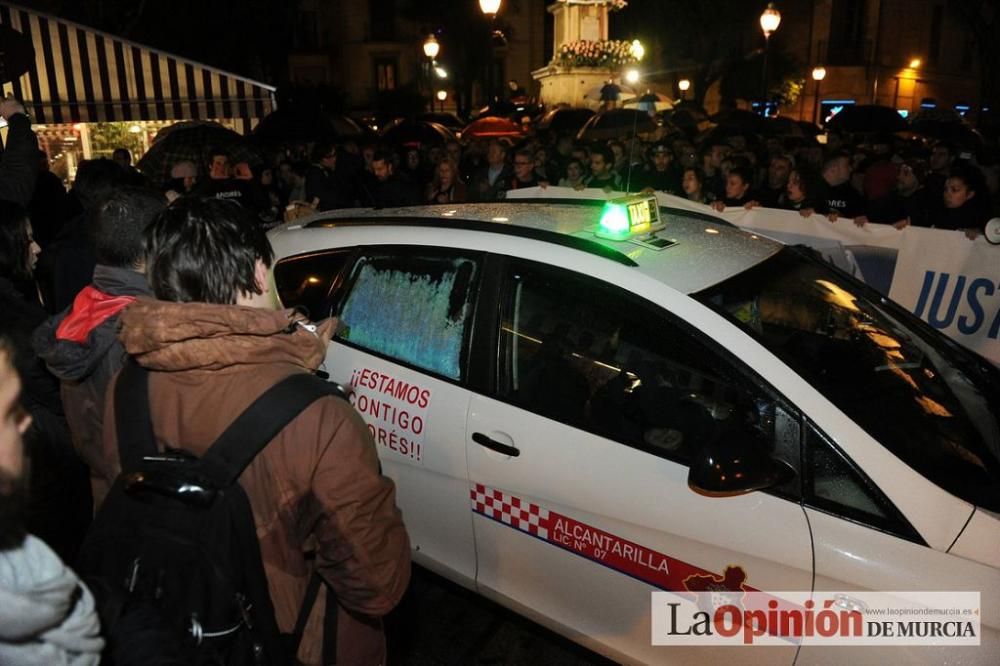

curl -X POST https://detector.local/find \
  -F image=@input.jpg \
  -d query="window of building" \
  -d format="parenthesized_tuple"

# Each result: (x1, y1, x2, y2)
(336, 250, 481, 381)
(374, 57, 398, 91)
(827, 0, 867, 65)
(296, 10, 319, 50)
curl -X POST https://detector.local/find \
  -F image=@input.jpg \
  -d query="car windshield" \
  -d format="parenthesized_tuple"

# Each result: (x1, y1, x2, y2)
(695, 247, 1000, 511)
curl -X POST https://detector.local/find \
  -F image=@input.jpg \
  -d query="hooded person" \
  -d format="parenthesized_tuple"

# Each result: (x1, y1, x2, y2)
(0, 340, 105, 665)
(99, 197, 411, 665)
(34, 187, 165, 508)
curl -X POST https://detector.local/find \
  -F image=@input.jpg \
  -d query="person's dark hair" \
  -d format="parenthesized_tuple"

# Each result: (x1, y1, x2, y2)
(145, 198, 274, 304)
(792, 168, 826, 203)
(73, 158, 126, 211)
(310, 141, 336, 164)
(372, 149, 395, 165)
(591, 145, 613, 165)
(112, 147, 132, 162)
(93, 187, 167, 268)
(947, 163, 984, 194)
(683, 167, 706, 188)
(291, 160, 310, 178)
(728, 165, 753, 187)
(0, 201, 32, 280)
(822, 150, 851, 172)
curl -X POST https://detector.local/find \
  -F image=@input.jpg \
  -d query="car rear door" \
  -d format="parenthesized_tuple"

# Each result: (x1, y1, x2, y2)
(465, 255, 813, 664)
(274, 246, 482, 585)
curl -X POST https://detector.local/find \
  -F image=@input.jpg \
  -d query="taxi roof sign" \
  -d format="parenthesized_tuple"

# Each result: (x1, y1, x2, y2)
(596, 195, 664, 241)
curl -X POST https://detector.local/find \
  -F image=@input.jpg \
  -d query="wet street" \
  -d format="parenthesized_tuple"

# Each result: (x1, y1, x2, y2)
(387, 566, 616, 666)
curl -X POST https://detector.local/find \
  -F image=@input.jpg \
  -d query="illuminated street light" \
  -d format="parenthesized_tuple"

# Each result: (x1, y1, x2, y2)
(434, 66, 448, 79)
(811, 65, 826, 125)
(625, 68, 640, 85)
(630, 39, 645, 61)
(479, 0, 501, 17)
(678, 79, 691, 92)
(909, 57, 922, 69)
(759, 3, 781, 37)
(423, 35, 440, 59)
(436, 90, 448, 101)
(759, 3, 781, 113)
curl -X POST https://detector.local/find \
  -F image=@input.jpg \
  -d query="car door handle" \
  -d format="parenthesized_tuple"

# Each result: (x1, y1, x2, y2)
(472, 432, 520, 457)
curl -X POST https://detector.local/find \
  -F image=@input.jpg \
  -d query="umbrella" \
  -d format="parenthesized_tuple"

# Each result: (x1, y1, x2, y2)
(251, 108, 340, 145)
(623, 91, 674, 112)
(138, 122, 260, 187)
(909, 119, 983, 149)
(380, 120, 457, 149)
(0, 24, 34, 84)
(796, 120, 823, 137)
(666, 106, 712, 135)
(763, 116, 805, 137)
(462, 116, 524, 139)
(711, 109, 768, 134)
(576, 109, 657, 142)
(417, 112, 465, 131)
(535, 108, 594, 135)
(825, 104, 906, 133)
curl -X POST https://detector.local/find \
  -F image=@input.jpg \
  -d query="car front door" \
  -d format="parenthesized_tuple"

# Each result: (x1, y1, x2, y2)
(465, 256, 814, 664)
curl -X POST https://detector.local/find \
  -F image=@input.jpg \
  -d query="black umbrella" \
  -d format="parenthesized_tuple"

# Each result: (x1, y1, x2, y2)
(576, 109, 657, 142)
(763, 116, 805, 137)
(826, 105, 906, 133)
(0, 24, 33, 84)
(536, 108, 595, 135)
(711, 108, 768, 134)
(380, 120, 457, 149)
(910, 119, 983, 149)
(417, 112, 465, 131)
(137, 122, 261, 187)
(251, 108, 339, 145)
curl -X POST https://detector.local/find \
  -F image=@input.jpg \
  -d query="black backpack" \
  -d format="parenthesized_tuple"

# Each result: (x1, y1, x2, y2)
(77, 361, 343, 665)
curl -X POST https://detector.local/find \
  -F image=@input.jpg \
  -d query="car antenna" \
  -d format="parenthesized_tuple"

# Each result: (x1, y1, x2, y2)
(624, 106, 641, 194)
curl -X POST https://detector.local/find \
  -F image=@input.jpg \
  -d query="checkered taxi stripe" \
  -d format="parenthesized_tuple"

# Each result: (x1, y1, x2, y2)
(470, 483, 551, 539)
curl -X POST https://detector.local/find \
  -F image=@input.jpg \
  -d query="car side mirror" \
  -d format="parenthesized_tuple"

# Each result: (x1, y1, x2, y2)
(687, 427, 796, 498)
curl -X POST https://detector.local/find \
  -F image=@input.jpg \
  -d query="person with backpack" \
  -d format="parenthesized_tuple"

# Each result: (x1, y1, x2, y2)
(34, 187, 165, 510)
(90, 198, 411, 665)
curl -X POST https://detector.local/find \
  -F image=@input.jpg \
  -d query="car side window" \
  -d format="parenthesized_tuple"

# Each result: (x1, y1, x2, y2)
(335, 250, 480, 381)
(498, 258, 784, 468)
(272, 249, 353, 320)
(804, 422, 920, 542)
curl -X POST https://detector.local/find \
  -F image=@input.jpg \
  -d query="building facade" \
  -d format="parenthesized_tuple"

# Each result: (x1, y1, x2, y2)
(287, 0, 546, 113)
(785, 0, 981, 122)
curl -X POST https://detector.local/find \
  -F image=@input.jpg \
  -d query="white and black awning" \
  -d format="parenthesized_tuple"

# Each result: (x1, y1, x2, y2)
(0, 2, 276, 124)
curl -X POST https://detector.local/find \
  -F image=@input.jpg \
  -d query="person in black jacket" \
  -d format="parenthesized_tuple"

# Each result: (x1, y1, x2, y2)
(0, 98, 39, 208)
(0, 201, 90, 562)
(821, 151, 865, 219)
(366, 150, 420, 208)
(937, 165, 991, 239)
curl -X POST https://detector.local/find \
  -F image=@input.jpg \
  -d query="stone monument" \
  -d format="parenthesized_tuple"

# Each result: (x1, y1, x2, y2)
(532, 0, 636, 109)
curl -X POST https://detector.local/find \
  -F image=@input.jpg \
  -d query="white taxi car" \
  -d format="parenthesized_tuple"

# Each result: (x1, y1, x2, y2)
(268, 198, 1000, 664)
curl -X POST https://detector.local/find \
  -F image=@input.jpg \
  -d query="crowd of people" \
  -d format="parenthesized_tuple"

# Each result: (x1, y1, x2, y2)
(193, 118, 997, 241)
(0, 97, 409, 665)
(1, 87, 998, 663)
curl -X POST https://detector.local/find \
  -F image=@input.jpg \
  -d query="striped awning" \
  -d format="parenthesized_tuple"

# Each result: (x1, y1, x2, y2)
(0, 2, 276, 124)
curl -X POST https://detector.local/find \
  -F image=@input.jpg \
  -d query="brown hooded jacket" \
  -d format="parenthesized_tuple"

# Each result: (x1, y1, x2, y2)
(101, 297, 411, 665)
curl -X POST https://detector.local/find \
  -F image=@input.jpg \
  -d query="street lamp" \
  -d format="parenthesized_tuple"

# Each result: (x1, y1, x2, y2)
(811, 65, 826, 125)
(436, 89, 448, 112)
(678, 78, 690, 100)
(479, 0, 501, 17)
(759, 2, 781, 114)
(909, 57, 922, 69)
(422, 35, 440, 60)
(480, 0, 503, 107)
(625, 68, 640, 85)
(434, 66, 449, 79)
(630, 39, 645, 62)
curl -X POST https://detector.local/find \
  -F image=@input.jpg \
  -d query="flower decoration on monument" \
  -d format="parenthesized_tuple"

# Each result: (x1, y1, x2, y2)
(554, 39, 638, 67)
(557, 0, 628, 11)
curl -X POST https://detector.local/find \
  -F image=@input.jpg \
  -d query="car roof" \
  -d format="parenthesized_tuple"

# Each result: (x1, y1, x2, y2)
(272, 201, 783, 294)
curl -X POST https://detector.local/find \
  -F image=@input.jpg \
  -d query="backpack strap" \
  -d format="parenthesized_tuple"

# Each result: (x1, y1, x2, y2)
(114, 359, 158, 471)
(199, 373, 345, 488)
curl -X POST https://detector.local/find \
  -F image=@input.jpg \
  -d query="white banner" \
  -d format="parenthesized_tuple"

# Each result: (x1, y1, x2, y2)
(889, 228, 1000, 364)
(506, 186, 1000, 366)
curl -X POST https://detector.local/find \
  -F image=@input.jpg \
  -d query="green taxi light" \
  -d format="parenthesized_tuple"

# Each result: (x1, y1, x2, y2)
(599, 203, 631, 239)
